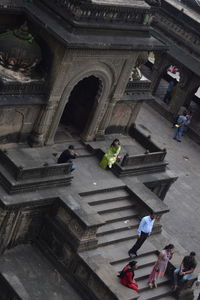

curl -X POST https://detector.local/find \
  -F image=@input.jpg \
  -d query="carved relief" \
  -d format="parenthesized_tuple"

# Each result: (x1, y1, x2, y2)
(57, 207, 72, 224)
(69, 218, 85, 239)
(88, 274, 106, 298)
(153, 12, 200, 56)
(75, 263, 90, 282)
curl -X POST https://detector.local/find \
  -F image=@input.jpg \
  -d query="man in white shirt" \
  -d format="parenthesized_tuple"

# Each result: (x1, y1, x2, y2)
(128, 213, 156, 258)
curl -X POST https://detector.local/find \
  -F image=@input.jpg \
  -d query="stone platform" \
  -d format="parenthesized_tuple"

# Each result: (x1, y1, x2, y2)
(0, 132, 189, 300)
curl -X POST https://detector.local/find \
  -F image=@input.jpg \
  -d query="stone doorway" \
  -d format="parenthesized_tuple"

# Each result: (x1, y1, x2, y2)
(59, 76, 101, 138)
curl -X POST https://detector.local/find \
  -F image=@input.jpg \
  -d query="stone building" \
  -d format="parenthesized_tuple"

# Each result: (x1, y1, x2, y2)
(0, 1, 197, 300)
(142, 0, 200, 143)
(0, 0, 165, 146)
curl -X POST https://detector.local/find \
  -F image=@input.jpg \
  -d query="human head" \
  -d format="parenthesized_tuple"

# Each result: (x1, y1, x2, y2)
(68, 145, 75, 150)
(129, 260, 138, 269)
(190, 252, 196, 257)
(111, 139, 120, 147)
(164, 244, 174, 253)
(183, 111, 187, 116)
(149, 212, 157, 220)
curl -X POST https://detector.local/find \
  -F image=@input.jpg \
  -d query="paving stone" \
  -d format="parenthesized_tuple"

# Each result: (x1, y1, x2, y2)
(137, 103, 200, 263)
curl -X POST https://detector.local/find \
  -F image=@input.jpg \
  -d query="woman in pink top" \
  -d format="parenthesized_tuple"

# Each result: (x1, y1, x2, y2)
(148, 244, 174, 288)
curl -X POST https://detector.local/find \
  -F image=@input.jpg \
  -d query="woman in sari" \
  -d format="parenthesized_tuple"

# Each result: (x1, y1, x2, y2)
(148, 244, 174, 288)
(100, 139, 121, 169)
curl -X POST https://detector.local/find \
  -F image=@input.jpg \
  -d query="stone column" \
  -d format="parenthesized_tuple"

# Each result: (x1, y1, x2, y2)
(168, 67, 194, 116)
(96, 101, 116, 138)
(97, 54, 139, 137)
(150, 51, 168, 95)
(126, 101, 143, 130)
(29, 102, 55, 146)
(29, 47, 70, 146)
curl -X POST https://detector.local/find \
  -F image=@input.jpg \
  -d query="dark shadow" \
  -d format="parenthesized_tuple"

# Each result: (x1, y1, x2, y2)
(61, 76, 100, 134)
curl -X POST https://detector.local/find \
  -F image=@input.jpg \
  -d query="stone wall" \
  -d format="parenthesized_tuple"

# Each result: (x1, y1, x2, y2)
(0, 105, 40, 143)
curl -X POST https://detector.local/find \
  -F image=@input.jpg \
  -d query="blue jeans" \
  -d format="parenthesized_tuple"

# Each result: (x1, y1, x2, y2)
(173, 268, 192, 285)
(70, 165, 76, 172)
(173, 126, 184, 141)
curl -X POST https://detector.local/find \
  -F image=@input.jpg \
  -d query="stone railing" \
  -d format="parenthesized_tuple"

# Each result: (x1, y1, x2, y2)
(121, 150, 166, 167)
(0, 80, 47, 95)
(0, 0, 23, 8)
(39, 0, 150, 26)
(129, 124, 162, 152)
(0, 149, 73, 193)
(125, 79, 151, 92)
(0, 273, 23, 300)
(112, 126, 167, 176)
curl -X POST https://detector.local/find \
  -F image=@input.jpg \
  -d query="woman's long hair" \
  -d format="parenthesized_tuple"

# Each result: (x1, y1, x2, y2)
(164, 244, 174, 250)
(111, 139, 120, 147)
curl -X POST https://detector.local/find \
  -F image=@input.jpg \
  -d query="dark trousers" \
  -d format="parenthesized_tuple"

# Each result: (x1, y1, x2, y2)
(129, 232, 149, 253)
(197, 294, 200, 300)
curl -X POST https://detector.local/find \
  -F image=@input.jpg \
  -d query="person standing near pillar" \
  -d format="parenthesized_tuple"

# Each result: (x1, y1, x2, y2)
(173, 111, 187, 142)
(128, 213, 156, 258)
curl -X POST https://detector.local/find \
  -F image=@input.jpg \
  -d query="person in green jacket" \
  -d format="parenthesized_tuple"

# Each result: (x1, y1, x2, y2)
(100, 139, 121, 169)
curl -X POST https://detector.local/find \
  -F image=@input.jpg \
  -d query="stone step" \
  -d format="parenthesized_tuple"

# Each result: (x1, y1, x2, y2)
(111, 253, 158, 272)
(97, 227, 138, 246)
(81, 188, 130, 205)
(99, 207, 139, 223)
(138, 283, 173, 300)
(138, 276, 170, 293)
(94, 200, 136, 214)
(97, 217, 139, 235)
(136, 265, 156, 281)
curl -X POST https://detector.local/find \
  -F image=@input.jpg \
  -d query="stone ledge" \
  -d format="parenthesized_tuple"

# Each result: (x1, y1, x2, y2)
(79, 252, 139, 300)
(125, 181, 169, 215)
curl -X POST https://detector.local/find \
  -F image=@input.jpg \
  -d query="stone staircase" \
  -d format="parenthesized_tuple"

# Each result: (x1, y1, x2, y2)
(80, 187, 176, 300)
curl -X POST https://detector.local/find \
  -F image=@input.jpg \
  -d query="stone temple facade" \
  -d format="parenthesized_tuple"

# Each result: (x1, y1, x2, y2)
(0, 1, 198, 300)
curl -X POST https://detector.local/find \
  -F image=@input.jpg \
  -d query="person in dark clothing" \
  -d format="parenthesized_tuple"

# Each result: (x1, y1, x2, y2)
(118, 260, 139, 292)
(57, 145, 78, 172)
(163, 80, 176, 104)
(173, 252, 197, 290)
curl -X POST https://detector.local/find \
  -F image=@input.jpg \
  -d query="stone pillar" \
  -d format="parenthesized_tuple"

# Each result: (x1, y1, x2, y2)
(150, 51, 168, 95)
(168, 67, 194, 116)
(97, 54, 139, 136)
(29, 102, 55, 146)
(29, 47, 70, 146)
(127, 101, 143, 130)
(96, 101, 115, 138)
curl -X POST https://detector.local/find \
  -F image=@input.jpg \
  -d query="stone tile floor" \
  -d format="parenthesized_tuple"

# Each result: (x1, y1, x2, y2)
(137, 103, 200, 263)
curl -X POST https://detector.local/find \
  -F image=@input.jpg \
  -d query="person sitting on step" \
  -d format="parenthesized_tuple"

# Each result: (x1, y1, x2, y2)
(118, 260, 139, 292)
(57, 145, 78, 172)
(173, 251, 197, 291)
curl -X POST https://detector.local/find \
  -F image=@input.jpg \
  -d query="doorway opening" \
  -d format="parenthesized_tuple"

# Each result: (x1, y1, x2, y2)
(57, 76, 101, 141)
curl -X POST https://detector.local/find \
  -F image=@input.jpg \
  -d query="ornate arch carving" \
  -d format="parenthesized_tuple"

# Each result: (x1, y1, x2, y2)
(45, 62, 114, 144)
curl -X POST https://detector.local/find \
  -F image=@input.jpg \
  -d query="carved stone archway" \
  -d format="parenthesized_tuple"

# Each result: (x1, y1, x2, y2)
(45, 64, 113, 144)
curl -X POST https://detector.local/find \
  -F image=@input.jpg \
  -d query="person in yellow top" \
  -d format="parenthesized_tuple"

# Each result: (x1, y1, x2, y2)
(100, 139, 121, 169)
